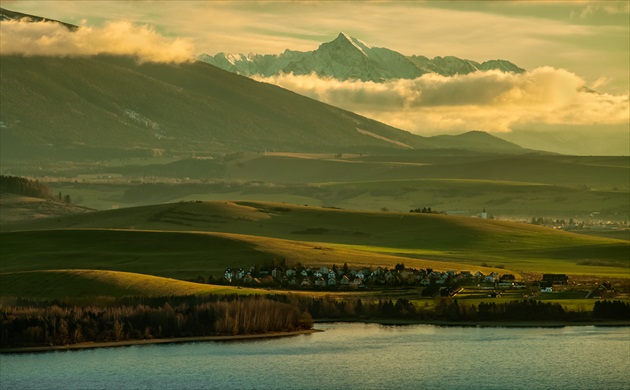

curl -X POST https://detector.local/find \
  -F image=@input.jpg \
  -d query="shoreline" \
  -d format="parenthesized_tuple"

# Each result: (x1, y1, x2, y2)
(0, 329, 320, 354)
(3, 319, 628, 354)
(315, 318, 630, 328)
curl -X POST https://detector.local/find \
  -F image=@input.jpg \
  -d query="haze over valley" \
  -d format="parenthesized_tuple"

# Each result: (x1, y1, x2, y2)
(0, 4, 628, 386)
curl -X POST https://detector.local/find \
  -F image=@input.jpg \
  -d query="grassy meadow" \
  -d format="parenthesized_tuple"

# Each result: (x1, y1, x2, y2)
(0, 226, 508, 280)
(36, 154, 628, 222)
(48, 178, 629, 223)
(0, 270, 258, 299)
(1, 200, 628, 300)
(1, 153, 628, 301)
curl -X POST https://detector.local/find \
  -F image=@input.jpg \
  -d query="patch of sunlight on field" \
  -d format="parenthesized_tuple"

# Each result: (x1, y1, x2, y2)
(0, 270, 260, 298)
(174, 193, 322, 208)
(325, 243, 510, 274)
(332, 243, 629, 278)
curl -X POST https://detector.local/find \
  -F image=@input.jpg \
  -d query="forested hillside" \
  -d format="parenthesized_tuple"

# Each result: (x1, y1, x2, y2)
(0, 176, 51, 199)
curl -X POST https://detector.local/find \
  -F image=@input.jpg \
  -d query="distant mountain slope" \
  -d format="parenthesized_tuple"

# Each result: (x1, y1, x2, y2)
(0, 54, 527, 162)
(0, 9, 529, 162)
(199, 32, 525, 82)
(0, 55, 438, 161)
(0, 7, 77, 30)
(428, 131, 532, 153)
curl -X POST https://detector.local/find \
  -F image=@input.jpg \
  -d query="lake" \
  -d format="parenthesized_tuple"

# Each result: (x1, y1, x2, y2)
(1, 323, 629, 389)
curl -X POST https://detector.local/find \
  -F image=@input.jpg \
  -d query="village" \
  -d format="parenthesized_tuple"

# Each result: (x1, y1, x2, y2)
(218, 261, 583, 298)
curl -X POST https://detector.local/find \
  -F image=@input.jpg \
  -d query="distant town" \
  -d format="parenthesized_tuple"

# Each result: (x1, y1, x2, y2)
(214, 261, 616, 300)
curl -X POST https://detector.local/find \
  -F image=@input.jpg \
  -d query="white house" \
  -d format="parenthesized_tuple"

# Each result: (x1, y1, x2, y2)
(484, 275, 496, 283)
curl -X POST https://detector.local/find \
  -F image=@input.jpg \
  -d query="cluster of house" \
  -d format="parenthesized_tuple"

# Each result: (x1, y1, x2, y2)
(223, 263, 521, 290)
(539, 273, 569, 293)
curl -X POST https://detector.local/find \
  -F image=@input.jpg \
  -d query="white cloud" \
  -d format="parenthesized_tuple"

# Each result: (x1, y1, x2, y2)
(0, 19, 195, 63)
(256, 68, 629, 134)
(577, 2, 630, 19)
(4, 1, 628, 94)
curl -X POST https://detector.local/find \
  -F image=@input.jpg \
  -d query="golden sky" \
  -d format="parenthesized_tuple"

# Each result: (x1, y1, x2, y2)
(2, 1, 628, 154)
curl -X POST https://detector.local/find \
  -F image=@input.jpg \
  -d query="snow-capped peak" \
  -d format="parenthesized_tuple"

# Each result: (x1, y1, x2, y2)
(337, 32, 371, 56)
(199, 33, 526, 82)
(226, 53, 250, 65)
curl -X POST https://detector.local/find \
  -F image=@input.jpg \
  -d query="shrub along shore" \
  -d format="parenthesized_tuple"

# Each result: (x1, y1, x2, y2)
(1, 295, 628, 352)
(0, 295, 313, 350)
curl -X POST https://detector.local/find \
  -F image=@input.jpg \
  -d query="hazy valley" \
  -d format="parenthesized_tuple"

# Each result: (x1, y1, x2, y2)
(0, 6, 628, 378)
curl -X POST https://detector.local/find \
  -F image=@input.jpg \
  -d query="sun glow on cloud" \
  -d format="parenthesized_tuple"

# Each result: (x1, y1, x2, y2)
(255, 68, 629, 134)
(0, 19, 195, 63)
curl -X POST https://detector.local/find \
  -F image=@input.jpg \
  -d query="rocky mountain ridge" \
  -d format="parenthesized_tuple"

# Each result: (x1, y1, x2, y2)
(199, 32, 525, 82)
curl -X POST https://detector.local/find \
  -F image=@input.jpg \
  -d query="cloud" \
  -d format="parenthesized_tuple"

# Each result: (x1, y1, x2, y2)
(255, 68, 629, 134)
(577, 2, 630, 19)
(4, 1, 628, 94)
(0, 19, 195, 63)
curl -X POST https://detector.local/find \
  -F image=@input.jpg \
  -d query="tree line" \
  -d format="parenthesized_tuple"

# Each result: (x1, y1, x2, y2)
(287, 297, 623, 323)
(295, 297, 571, 322)
(2, 296, 625, 349)
(592, 300, 630, 320)
(0, 295, 313, 348)
(0, 175, 51, 199)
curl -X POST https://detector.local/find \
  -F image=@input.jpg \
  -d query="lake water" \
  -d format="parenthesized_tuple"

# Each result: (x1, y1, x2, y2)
(1, 323, 629, 390)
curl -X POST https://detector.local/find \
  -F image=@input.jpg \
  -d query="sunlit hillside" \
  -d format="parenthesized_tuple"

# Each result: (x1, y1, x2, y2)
(2, 201, 627, 283)
(0, 269, 257, 299)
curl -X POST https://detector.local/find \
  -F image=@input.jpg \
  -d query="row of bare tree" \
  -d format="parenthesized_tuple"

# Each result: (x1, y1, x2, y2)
(0, 295, 313, 348)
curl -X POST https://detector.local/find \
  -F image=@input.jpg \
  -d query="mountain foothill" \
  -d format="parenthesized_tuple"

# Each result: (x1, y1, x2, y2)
(0, 9, 530, 163)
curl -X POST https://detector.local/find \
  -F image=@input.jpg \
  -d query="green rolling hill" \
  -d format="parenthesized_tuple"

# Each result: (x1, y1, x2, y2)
(23, 153, 627, 222)
(0, 270, 255, 299)
(2, 201, 627, 285)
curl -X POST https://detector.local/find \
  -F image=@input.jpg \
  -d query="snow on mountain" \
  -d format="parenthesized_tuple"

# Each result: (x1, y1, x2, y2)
(199, 32, 525, 82)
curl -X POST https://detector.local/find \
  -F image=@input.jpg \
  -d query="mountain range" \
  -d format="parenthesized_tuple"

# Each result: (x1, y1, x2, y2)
(0, 53, 528, 163)
(0, 9, 529, 164)
(199, 32, 526, 82)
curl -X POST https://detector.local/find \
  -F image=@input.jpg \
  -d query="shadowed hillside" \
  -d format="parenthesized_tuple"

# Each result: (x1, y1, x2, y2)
(29, 153, 628, 220)
(2, 201, 627, 277)
(1, 55, 456, 162)
(0, 55, 432, 160)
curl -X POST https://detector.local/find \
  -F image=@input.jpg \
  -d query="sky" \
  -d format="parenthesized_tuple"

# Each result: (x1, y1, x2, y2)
(1, 1, 629, 155)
